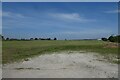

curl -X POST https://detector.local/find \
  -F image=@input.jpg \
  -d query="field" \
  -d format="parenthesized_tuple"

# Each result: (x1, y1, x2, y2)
(2, 40, 119, 64)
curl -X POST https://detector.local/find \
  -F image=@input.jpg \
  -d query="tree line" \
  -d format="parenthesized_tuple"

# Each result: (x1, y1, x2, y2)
(1, 34, 120, 42)
(101, 35, 120, 43)
(0, 35, 57, 41)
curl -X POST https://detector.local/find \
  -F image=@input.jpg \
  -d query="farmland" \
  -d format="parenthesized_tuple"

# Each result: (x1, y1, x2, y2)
(2, 40, 119, 64)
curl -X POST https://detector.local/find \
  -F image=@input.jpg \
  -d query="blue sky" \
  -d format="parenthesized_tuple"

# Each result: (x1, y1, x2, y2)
(2, 2, 118, 40)
(0, 2, 1, 34)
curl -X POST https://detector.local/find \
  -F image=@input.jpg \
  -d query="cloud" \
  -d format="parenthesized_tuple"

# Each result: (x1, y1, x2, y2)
(104, 10, 120, 13)
(2, 11, 25, 18)
(52, 13, 81, 20)
(49, 13, 96, 22)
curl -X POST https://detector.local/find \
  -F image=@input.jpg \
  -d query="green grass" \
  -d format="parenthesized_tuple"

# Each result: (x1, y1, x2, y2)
(2, 40, 119, 64)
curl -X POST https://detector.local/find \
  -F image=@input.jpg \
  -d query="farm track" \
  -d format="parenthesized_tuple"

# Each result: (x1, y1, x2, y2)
(2, 51, 118, 78)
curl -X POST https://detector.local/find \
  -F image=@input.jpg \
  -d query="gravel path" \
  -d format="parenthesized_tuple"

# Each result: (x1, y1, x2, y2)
(2, 51, 118, 78)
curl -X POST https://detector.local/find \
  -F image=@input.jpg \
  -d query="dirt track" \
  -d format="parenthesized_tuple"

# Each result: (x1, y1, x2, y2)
(2, 51, 118, 78)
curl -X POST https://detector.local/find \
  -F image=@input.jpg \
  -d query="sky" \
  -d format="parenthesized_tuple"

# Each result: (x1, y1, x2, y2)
(2, 2, 118, 40)
(0, 2, 1, 34)
(2, 0, 120, 2)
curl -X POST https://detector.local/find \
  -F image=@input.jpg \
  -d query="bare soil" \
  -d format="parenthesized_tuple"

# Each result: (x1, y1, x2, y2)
(2, 51, 118, 78)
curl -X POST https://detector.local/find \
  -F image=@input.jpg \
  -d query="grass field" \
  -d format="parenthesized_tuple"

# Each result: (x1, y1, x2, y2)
(2, 40, 119, 64)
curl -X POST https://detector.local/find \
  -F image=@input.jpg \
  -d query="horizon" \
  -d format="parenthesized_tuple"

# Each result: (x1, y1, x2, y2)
(2, 2, 118, 40)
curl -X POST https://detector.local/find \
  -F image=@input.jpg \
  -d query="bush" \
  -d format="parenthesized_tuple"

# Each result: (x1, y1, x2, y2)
(101, 35, 120, 43)
(101, 38, 108, 41)
(108, 36, 115, 42)
(54, 38, 57, 40)
(35, 38, 38, 40)
(107, 35, 120, 43)
(6, 38, 10, 40)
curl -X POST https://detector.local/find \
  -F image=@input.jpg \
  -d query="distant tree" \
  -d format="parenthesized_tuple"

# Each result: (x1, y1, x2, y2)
(47, 38, 51, 40)
(35, 38, 38, 40)
(54, 37, 57, 40)
(21, 38, 25, 41)
(101, 38, 108, 41)
(6, 38, 10, 40)
(0, 35, 2, 40)
(41, 38, 45, 40)
(108, 35, 115, 42)
(118, 35, 120, 43)
(113, 35, 120, 43)
(2, 36, 5, 40)
(114, 36, 118, 42)
(30, 38, 34, 40)
(65, 39, 67, 41)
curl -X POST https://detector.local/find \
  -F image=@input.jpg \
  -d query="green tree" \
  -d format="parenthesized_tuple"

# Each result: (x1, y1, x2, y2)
(108, 35, 115, 42)
(54, 38, 57, 40)
(101, 38, 108, 41)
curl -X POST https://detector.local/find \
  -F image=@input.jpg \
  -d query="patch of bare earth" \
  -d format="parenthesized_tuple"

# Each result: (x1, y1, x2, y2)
(104, 42, 119, 48)
(2, 51, 118, 78)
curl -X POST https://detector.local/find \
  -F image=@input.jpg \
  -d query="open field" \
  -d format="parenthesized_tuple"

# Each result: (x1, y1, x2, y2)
(2, 40, 119, 78)
(2, 40, 119, 64)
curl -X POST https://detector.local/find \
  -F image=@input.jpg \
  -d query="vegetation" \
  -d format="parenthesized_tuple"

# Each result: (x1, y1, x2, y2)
(102, 35, 120, 43)
(1, 35, 57, 41)
(101, 38, 108, 41)
(2, 40, 119, 64)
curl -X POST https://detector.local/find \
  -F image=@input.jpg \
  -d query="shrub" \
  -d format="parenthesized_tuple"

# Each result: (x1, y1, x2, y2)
(101, 38, 108, 41)
(54, 38, 57, 40)
(108, 36, 115, 42)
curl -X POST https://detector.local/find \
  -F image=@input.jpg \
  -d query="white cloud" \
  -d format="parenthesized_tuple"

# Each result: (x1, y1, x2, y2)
(49, 13, 96, 22)
(2, 11, 25, 18)
(53, 13, 80, 20)
(105, 10, 120, 13)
